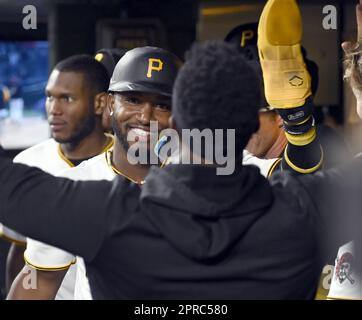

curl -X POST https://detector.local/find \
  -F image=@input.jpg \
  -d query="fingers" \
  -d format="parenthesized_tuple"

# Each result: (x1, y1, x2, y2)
(342, 41, 360, 54)
(342, 42, 353, 53)
(357, 4, 362, 42)
(343, 4, 362, 55)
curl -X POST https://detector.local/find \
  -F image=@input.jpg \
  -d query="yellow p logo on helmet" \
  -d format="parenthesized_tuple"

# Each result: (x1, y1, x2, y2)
(147, 58, 163, 78)
(94, 53, 104, 62)
(240, 30, 254, 48)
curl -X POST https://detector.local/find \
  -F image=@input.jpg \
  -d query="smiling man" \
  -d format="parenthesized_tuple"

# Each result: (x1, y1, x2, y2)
(7, 47, 182, 300)
(2, 54, 114, 299)
(106, 47, 181, 183)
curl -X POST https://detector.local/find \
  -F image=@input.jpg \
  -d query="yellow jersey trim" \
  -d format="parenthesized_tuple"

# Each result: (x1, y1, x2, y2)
(267, 158, 282, 178)
(57, 133, 114, 168)
(105, 150, 145, 185)
(24, 253, 76, 272)
(57, 145, 75, 168)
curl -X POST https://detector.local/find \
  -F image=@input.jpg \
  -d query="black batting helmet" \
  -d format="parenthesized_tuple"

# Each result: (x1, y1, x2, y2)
(94, 48, 128, 78)
(108, 46, 183, 97)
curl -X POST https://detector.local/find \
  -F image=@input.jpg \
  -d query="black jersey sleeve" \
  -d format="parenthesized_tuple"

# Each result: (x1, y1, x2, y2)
(0, 155, 126, 262)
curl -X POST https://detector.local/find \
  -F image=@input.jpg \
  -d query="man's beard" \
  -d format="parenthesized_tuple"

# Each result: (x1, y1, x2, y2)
(54, 110, 96, 145)
(112, 115, 130, 153)
(112, 115, 152, 167)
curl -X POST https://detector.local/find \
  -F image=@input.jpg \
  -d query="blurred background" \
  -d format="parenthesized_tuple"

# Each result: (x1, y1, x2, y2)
(0, 0, 360, 153)
(0, 0, 360, 298)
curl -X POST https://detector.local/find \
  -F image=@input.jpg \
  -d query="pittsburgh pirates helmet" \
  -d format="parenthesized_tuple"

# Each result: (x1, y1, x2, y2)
(108, 46, 183, 97)
(94, 48, 128, 78)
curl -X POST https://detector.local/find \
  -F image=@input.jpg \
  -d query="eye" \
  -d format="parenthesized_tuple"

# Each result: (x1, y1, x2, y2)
(124, 96, 140, 105)
(45, 95, 53, 102)
(155, 103, 171, 111)
(62, 96, 74, 103)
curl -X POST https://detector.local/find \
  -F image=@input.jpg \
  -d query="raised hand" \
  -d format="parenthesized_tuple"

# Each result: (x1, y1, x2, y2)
(342, 1, 362, 55)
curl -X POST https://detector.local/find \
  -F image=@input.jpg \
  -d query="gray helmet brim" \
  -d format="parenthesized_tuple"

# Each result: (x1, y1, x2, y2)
(108, 81, 172, 97)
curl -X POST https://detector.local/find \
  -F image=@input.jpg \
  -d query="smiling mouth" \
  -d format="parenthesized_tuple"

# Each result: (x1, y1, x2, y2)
(128, 127, 151, 142)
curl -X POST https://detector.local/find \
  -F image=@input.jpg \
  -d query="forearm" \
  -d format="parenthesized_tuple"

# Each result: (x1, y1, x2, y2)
(5, 243, 26, 293)
(7, 266, 66, 300)
(277, 101, 323, 174)
(0, 154, 115, 260)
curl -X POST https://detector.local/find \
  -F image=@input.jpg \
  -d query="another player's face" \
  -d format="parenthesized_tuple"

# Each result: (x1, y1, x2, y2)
(246, 111, 282, 158)
(45, 70, 95, 144)
(111, 92, 171, 154)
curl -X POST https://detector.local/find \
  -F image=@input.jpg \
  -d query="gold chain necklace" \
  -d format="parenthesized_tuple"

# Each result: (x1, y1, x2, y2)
(105, 149, 145, 185)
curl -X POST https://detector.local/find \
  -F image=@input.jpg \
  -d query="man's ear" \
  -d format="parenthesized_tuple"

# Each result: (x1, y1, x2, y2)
(94, 92, 108, 116)
(107, 94, 115, 115)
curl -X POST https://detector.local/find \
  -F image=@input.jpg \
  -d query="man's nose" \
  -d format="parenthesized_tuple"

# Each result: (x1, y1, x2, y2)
(47, 99, 63, 116)
(137, 102, 153, 124)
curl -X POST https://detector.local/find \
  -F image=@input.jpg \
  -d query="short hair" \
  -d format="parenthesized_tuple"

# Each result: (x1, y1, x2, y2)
(172, 41, 261, 155)
(55, 54, 109, 94)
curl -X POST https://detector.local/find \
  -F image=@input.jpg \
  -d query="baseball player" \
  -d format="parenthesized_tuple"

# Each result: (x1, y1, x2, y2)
(2, 54, 114, 299)
(7, 47, 182, 300)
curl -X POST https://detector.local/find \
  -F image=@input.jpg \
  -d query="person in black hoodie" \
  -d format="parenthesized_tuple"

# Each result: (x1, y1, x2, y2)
(0, 1, 361, 298)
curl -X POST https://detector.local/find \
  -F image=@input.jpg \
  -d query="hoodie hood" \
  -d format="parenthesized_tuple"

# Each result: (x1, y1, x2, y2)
(140, 164, 274, 262)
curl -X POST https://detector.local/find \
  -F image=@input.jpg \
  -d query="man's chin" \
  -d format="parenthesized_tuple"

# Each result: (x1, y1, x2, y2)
(51, 133, 70, 144)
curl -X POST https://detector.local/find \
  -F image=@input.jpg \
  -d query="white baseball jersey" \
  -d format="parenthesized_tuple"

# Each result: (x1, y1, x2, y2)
(242, 150, 280, 177)
(24, 152, 116, 300)
(327, 241, 362, 300)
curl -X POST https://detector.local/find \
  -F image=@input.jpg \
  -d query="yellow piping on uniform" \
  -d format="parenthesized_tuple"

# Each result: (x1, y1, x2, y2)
(24, 253, 76, 272)
(267, 158, 282, 178)
(57, 133, 114, 167)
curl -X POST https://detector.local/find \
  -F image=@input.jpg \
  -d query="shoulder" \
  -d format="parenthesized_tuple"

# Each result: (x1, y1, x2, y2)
(13, 139, 57, 165)
(242, 150, 280, 178)
(58, 153, 115, 181)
